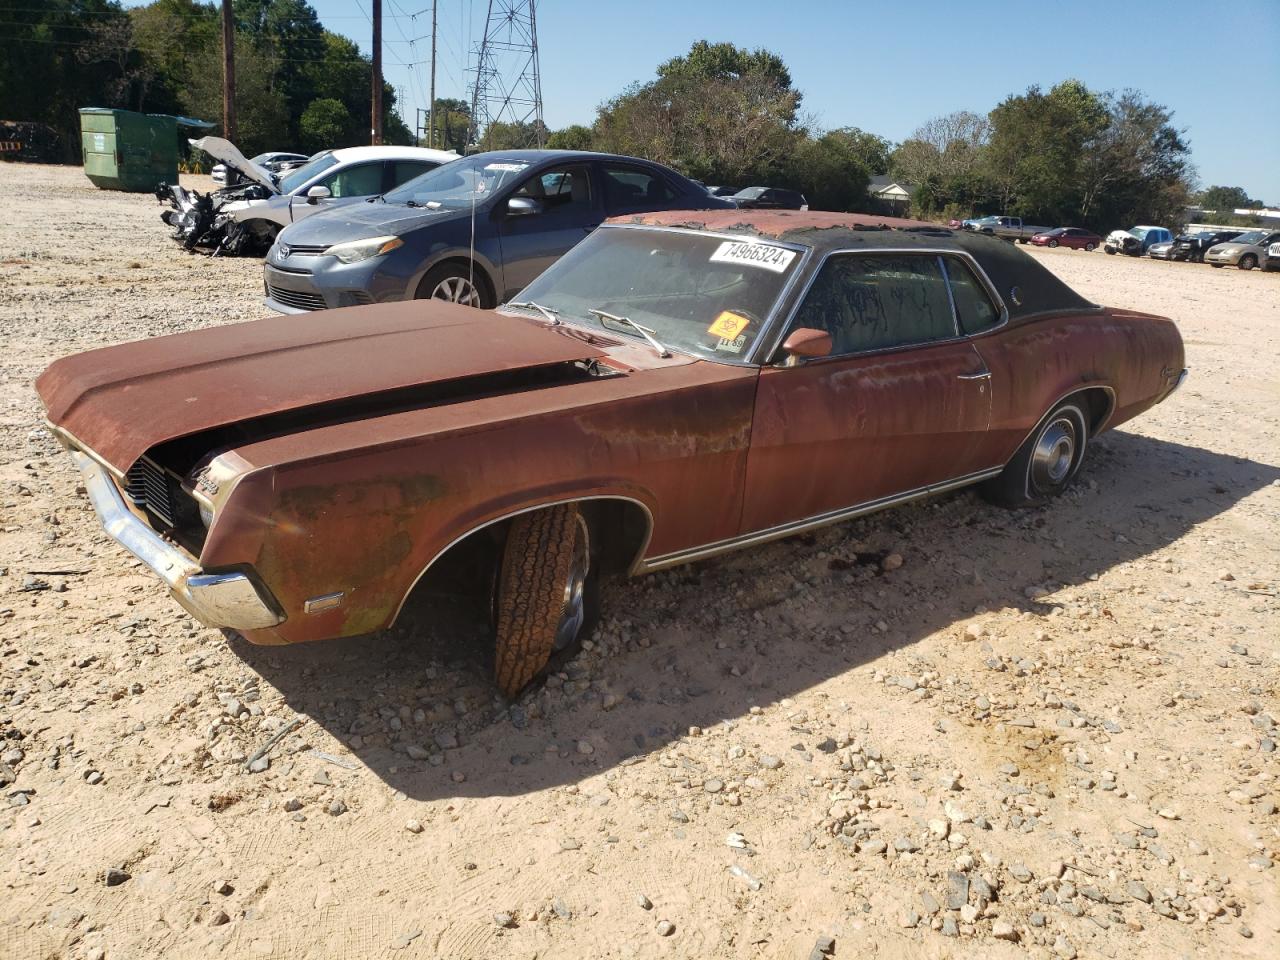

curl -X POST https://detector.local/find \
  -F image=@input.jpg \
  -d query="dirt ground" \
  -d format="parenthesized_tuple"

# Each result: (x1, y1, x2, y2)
(1, 162, 1277, 960)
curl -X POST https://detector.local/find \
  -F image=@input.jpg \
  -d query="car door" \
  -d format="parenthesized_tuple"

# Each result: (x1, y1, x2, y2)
(495, 163, 600, 300)
(288, 161, 386, 223)
(740, 251, 993, 534)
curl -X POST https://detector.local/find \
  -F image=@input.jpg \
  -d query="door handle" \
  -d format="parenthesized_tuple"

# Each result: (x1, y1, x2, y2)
(957, 371, 992, 381)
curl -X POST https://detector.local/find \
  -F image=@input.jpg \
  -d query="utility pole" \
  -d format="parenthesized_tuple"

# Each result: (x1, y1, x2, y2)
(371, 0, 383, 144)
(427, 0, 437, 148)
(220, 0, 236, 142)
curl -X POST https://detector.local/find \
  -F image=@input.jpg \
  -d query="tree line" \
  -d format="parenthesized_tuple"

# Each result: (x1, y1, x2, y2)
(2, 7, 1263, 230)
(0, 0, 412, 162)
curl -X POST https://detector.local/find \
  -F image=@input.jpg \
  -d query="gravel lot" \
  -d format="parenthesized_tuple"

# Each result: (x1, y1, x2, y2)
(1, 162, 1278, 960)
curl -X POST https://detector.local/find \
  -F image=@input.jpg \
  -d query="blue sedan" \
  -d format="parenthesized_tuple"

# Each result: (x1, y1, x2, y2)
(263, 150, 734, 313)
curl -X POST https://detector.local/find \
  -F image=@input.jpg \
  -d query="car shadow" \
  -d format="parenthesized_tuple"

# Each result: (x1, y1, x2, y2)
(228, 430, 1279, 801)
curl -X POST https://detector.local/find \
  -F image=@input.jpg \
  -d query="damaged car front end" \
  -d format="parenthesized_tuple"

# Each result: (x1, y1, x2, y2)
(157, 180, 278, 255)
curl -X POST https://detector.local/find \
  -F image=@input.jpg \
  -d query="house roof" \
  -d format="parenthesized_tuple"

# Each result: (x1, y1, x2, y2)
(868, 174, 915, 194)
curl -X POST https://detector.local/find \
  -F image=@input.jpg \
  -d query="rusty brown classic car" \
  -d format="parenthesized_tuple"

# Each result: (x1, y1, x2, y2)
(37, 210, 1186, 696)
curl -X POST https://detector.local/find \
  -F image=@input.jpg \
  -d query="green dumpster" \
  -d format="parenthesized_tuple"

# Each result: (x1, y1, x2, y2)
(78, 108, 213, 192)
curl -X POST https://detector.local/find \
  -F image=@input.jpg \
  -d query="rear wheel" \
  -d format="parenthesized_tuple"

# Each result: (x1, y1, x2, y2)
(1238, 254, 1258, 271)
(981, 402, 1088, 508)
(492, 504, 596, 698)
(1084, 242, 1096, 252)
(1047, 239, 1059, 248)
(414, 262, 493, 308)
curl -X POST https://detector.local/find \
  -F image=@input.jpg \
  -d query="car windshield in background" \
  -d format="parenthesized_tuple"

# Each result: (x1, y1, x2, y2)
(1129, 228, 1150, 240)
(278, 151, 338, 193)
(733, 187, 767, 200)
(1231, 231, 1268, 245)
(512, 227, 802, 363)
(384, 156, 529, 208)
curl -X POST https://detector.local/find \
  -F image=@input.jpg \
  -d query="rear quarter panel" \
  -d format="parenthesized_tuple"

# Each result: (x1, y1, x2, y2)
(970, 308, 1183, 467)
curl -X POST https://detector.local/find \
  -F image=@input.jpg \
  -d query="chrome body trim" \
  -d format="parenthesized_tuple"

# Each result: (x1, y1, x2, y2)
(1014, 384, 1117, 450)
(757, 247, 1012, 366)
(389, 493, 656, 625)
(1166, 367, 1189, 397)
(636, 467, 1004, 573)
(72, 451, 284, 630)
(304, 591, 346, 614)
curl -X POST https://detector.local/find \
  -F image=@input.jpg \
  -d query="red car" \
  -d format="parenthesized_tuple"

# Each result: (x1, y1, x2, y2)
(1030, 227, 1101, 251)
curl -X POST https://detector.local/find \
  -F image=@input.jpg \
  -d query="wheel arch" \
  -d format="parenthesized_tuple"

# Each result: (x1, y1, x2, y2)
(412, 251, 499, 304)
(388, 494, 654, 627)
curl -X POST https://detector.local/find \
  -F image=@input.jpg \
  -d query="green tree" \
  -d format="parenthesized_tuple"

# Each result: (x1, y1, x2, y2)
(546, 123, 594, 151)
(180, 30, 287, 155)
(985, 79, 1108, 220)
(1197, 185, 1261, 212)
(421, 98, 470, 152)
(593, 40, 803, 185)
(785, 131, 870, 211)
(298, 97, 349, 153)
(825, 127, 891, 176)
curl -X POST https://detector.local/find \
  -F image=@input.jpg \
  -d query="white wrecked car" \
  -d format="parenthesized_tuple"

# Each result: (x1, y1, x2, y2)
(159, 137, 458, 255)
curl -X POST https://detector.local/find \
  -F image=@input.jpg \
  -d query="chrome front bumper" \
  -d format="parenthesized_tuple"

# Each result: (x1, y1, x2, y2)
(72, 451, 283, 630)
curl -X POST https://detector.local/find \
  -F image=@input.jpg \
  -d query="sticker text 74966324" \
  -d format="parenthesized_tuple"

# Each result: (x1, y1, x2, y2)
(709, 240, 796, 273)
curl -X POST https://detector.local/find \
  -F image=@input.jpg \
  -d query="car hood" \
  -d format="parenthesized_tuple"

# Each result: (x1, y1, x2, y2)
(190, 136, 280, 194)
(1208, 243, 1249, 254)
(279, 200, 468, 244)
(36, 302, 605, 473)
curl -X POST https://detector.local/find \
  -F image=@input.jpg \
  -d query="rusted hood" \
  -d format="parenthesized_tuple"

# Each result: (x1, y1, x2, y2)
(36, 301, 605, 472)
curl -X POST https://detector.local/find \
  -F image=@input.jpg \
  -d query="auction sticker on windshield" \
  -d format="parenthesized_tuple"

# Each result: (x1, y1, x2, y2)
(707, 310, 751, 340)
(710, 240, 796, 273)
(485, 162, 527, 172)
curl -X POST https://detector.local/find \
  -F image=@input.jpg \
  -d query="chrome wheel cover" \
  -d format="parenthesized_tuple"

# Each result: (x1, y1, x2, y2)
(1030, 416, 1077, 493)
(553, 515, 590, 651)
(430, 275, 480, 306)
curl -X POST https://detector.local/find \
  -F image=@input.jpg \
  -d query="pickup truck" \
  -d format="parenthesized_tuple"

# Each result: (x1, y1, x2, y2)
(966, 216, 1052, 243)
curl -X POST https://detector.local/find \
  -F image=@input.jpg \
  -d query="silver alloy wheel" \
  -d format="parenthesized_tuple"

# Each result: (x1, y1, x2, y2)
(1029, 416, 1077, 494)
(553, 515, 590, 651)
(430, 275, 481, 306)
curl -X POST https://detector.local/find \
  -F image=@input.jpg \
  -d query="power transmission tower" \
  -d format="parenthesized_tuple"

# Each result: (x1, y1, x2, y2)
(466, 0, 544, 151)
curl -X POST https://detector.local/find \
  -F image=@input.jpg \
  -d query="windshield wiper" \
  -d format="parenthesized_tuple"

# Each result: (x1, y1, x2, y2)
(507, 300, 560, 325)
(589, 308, 670, 358)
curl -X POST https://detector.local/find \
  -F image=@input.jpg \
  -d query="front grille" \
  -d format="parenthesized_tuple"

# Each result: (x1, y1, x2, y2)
(124, 456, 176, 527)
(282, 243, 330, 256)
(266, 283, 327, 311)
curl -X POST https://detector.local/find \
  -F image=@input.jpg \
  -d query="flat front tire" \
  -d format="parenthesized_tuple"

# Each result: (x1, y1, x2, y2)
(981, 402, 1089, 508)
(493, 504, 594, 698)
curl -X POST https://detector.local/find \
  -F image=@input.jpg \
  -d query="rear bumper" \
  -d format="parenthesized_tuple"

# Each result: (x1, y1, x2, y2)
(72, 451, 283, 631)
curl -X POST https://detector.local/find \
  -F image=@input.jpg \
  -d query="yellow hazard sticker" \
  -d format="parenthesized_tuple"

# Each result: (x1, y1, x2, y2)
(707, 310, 750, 340)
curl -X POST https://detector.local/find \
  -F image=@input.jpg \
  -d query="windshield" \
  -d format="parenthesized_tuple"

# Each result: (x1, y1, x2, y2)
(511, 227, 802, 363)
(1230, 231, 1268, 245)
(1128, 228, 1150, 240)
(385, 155, 530, 208)
(733, 187, 767, 200)
(279, 151, 338, 194)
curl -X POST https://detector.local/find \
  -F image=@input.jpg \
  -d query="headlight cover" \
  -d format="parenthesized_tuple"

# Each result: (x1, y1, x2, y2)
(323, 235, 404, 264)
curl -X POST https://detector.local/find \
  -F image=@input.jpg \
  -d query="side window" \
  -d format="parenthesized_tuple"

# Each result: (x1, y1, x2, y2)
(945, 257, 1001, 335)
(601, 165, 677, 212)
(317, 162, 384, 198)
(389, 160, 437, 188)
(790, 254, 956, 356)
(512, 164, 592, 212)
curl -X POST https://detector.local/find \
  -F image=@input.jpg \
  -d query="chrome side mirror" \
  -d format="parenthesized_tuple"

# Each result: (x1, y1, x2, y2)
(306, 184, 331, 203)
(506, 196, 542, 217)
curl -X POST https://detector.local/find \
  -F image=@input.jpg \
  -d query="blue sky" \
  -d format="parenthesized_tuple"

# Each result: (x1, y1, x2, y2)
(145, 0, 1280, 201)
